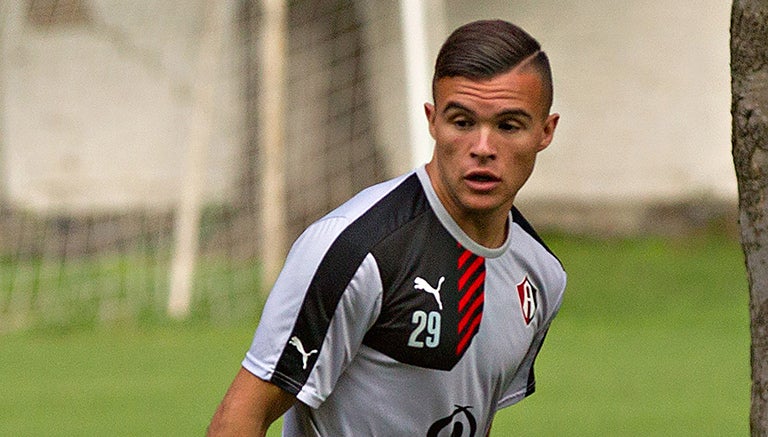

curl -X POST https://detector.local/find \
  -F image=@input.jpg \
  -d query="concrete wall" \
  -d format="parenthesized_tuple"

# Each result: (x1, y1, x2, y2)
(440, 1, 735, 206)
(0, 0, 244, 213)
(0, 0, 736, 232)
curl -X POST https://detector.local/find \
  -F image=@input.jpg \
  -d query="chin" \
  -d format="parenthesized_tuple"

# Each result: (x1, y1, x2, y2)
(461, 200, 509, 216)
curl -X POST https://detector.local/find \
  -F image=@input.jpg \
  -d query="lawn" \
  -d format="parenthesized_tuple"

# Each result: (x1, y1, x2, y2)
(498, 234, 749, 436)
(0, 233, 750, 436)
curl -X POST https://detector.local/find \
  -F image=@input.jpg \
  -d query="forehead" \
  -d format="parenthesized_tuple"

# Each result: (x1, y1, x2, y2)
(434, 69, 546, 117)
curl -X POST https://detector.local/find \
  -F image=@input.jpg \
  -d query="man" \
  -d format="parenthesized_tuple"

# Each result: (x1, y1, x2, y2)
(208, 19, 564, 436)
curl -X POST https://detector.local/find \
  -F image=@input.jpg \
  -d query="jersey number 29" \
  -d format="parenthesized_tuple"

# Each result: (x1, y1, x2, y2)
(408, 310, 441, 348)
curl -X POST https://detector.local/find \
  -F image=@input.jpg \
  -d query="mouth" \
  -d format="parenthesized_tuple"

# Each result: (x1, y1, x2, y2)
(464, 171, 501, 191)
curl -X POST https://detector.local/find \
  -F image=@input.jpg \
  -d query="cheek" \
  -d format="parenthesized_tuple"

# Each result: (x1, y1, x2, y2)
(503, 146, 539, 180)
(514, 148, 538, 165)
(434, 130, 464, 157)
(508, 133, 545, 162)
(514, 153, 538, 175)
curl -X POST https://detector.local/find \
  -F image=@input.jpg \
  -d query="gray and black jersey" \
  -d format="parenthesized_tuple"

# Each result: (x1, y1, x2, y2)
(243, 166, 567, 436)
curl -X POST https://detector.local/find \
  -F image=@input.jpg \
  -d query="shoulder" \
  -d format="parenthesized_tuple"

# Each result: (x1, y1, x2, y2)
(510, 206, 562, 269)
(304, 172, 429, 254)
(284, 171, 430, 280)
(506, 206, 567, 305)
(325, 172, 420, 221)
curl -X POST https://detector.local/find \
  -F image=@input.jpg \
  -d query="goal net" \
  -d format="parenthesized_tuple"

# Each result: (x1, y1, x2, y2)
(0, 0, 400, 332)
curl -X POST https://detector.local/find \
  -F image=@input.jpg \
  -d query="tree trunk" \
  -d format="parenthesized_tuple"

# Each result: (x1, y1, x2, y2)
(731, 1, 768, 434)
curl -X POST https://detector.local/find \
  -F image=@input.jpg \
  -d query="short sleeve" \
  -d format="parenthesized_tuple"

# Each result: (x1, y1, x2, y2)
(241, 216, 384, 408)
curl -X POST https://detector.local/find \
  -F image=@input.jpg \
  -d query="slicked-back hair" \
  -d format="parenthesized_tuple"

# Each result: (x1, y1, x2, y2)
(432, 20, 553, 115)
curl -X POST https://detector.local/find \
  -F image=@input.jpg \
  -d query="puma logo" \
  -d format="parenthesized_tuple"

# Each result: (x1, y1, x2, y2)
(288, 336, 318, 370)
(414, 276, 445, 310)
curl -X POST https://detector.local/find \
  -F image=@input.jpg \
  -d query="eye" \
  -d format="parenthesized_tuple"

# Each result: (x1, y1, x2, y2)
(452, 118, 474, 129)
(498, 121, 520, 132)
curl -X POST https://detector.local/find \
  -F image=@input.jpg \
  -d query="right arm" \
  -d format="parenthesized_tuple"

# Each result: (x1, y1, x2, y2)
(207, 367, 296, 437)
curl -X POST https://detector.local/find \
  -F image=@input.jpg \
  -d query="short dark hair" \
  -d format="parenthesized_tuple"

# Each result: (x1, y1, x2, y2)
(432, 20, 553, 113)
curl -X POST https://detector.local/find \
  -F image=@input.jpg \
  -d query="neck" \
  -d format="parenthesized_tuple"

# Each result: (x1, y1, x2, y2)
(455, 210, 510, 249)
(423, 163, 511, 249)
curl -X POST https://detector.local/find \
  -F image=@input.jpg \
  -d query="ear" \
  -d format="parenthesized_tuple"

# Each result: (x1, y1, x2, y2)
(537, 113, 560, 152)
(424, 102, 437, 139)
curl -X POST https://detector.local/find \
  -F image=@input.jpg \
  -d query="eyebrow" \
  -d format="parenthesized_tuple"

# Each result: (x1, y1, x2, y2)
(442, 102, 533, 121)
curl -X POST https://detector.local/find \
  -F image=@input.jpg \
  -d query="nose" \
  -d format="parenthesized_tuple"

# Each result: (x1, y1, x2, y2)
(470, 127, 496, 160)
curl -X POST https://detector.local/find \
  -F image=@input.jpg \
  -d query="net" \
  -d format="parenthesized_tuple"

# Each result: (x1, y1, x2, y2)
(0, 0, 391, 332)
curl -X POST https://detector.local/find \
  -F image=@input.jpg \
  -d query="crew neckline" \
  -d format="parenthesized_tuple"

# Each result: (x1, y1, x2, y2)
(415, 166, 511, 259)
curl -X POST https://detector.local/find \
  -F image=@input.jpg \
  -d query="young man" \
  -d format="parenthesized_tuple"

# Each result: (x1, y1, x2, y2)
(208, 19, 564, 436)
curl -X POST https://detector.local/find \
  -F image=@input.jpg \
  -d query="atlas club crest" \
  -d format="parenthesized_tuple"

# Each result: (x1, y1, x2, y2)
(516, 276, 538, 325)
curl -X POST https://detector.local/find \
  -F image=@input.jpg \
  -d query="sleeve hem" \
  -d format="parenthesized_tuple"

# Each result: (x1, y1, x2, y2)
(496, 381, 535, 411)
(241, 354, 325, 409)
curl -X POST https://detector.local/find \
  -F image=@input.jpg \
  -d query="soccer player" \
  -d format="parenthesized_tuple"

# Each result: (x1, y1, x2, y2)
(208, 19, 565, 437)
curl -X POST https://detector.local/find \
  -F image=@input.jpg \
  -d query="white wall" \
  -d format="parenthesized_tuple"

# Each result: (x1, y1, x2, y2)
(441, 0, 735, 204)
(0, 0, 736, 219)
(0, 0, 243, 213)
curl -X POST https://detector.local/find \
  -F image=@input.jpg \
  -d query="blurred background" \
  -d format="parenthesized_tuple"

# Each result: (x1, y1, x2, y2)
(0, 1, 747, 435)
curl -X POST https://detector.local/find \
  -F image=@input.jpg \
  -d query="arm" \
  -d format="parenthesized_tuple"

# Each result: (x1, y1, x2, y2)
(207, 367, 296, 437)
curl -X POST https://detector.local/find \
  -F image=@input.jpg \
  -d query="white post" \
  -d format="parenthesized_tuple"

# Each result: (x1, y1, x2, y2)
(399, 0, 434, 168)
(0, 1, 11, 201)
(167, 1, 226, 318)
(259, 0, 288, 291)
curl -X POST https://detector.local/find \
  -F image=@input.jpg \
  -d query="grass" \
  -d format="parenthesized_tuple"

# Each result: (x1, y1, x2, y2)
(0, 233, 750, 436)
(498, 234, 750, 436)
(0, 323, 255, 435)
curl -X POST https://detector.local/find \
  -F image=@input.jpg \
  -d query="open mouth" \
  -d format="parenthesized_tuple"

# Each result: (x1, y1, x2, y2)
(464, 171, 501, 191)
(466, 174, 498, 182)
(465, 172, 500, 183)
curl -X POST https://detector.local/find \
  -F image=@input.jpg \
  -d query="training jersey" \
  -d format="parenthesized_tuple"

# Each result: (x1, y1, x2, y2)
(242, 166, 567, 437)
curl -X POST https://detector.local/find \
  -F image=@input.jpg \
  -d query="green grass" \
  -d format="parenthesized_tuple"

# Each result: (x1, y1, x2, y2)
(0, 234, 750, 436)
(0, 324, 256, 435)
(498, 234, 750, 436)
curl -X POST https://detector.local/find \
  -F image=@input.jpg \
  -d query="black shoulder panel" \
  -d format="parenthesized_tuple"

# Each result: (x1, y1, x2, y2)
(271, 174, 430, 393)
(511, 206, 561, 266)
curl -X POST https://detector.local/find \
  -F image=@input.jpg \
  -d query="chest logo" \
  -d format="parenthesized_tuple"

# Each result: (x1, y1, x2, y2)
(427, 405, 477, 437)
(414, 276, 445, 310)
(288, 336, 317, 370)
(516, 276, 538, 325)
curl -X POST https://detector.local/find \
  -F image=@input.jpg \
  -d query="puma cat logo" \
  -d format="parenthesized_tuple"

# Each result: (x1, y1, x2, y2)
(288, 336, 318, 370)
(414, 276, 445, 310)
